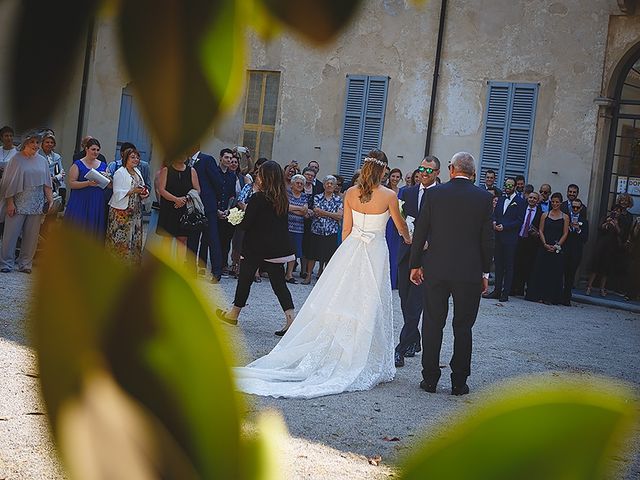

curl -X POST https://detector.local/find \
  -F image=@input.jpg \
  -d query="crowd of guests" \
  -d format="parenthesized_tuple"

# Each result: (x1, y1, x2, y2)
(1, 125, 638, 305)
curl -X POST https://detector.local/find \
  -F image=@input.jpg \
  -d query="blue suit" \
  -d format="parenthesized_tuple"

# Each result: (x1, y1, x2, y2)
(492, 194, 526, 297)
(395, 185, 426, 356)
(188, 153, 223, 277)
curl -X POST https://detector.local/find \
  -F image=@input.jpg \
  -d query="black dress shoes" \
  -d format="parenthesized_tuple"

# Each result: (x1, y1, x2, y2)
(451, 384, 470, 396)
(414, 341, 421, 353)
(499, 294, 509, 302)
(419, 380, 437, 393)
(394, 351, 405, 367)
(404, 343, 416, 358)
(483, 290, 501, 299)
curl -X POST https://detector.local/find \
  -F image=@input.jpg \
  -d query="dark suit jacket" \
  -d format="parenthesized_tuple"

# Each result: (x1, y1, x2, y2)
(398, 185, 423, 263)
(518, 205, 543, 238)
(564, 217, 589, 255)
(560, 200, 588, 218)
(410, 178, 494, 283)
(240, 192, 294, 260)
(494, 194, 526, 245)
(193, 153, 223, 213)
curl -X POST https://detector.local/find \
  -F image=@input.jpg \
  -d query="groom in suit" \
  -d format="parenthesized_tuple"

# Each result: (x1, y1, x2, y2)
(410, 152, 494, 395)
(394, 155, 440, 367)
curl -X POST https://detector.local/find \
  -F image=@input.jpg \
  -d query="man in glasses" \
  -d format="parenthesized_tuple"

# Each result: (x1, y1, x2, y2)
(483, 177, 525, 302)
(538, 184, 552, 213)
(395, 156, 440, 368)
(410, 152, 494, 396)
(561, 198, 589, 305)
(560, 183, 588, 216)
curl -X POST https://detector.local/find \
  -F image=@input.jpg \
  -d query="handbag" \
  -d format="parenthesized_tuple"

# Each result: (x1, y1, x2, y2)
(179, 197, 208, 232)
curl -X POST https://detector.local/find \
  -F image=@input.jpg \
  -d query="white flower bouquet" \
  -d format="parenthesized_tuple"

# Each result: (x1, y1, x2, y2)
(227, 207, 245, 226)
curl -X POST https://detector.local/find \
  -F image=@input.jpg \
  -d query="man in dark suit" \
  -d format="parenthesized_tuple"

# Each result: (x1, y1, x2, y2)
(394, 155, 440, 367)
(560, 184, 587, 217)
(511, 191, 543, 296)
(484, 177, 525, 302)
(189, 147, 224, 282)
(561, 197, 589, 305)
(483, 168, 502, 197)
(410, 152, 494, 396)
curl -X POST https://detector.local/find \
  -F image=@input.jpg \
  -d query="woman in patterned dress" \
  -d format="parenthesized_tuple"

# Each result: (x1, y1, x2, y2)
(106, 148, 149, 265)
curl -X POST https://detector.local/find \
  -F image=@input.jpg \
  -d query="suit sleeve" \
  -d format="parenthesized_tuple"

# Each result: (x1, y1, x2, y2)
(409, 190, 431, 269)
(481, 195, 495, 273)
(205, 157, 224, 197)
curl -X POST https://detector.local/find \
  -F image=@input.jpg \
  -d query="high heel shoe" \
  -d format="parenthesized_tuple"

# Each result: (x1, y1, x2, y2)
(274, 328, 288, 336)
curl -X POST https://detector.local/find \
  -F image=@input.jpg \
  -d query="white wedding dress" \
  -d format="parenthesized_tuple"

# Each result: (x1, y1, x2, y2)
(234, 210, 395, 398)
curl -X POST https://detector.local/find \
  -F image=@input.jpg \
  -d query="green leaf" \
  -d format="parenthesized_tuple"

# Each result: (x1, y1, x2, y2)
(117, 0, 245, 162)
(260, 0, 364, 43)
(241, 411, 289, 480)
(10, 0, 100, 131)
(400, 376, 639, 480)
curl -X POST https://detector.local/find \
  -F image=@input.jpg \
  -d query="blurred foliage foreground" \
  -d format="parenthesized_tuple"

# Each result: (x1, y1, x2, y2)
(9, 0, 639, 477)
(30, 226, 639, 480)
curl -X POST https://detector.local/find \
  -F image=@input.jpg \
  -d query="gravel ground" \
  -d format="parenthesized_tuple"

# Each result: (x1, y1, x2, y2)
(1, 269, 639, 479)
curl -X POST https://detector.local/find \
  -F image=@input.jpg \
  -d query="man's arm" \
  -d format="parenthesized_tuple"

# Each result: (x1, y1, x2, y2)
(481, 195, 495, 273)
(409, 191, 431, 269)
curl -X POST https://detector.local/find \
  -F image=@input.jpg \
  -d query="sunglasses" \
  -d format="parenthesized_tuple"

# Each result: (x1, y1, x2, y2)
(571, 205, 582, 210)
(418, 166, 436, 174)
(504, 183, 515, 188)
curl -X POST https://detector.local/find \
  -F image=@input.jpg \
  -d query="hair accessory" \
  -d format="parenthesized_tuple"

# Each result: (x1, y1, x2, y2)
(363, 157, 386, 167)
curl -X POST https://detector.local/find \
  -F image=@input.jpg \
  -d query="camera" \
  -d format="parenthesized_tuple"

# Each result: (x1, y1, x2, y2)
(235, 146, 248, 154)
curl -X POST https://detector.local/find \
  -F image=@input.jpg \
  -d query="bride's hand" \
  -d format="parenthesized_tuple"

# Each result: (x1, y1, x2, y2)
(403, 233, 412, 244)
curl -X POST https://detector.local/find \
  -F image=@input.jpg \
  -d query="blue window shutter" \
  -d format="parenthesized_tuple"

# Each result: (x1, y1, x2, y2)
(339, 75, 388, 179)
(479, 82, 537, 187)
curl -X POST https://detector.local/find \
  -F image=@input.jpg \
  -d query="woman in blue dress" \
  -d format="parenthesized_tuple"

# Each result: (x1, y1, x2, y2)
(64, 138, 109, 238)
(385, 168, 403, 290)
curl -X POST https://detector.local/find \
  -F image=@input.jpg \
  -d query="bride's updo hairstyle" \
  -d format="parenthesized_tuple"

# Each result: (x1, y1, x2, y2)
(357, 149, 389, 203)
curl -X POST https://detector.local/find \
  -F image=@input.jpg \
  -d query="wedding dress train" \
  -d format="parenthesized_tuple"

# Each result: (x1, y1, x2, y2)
(234, 210, 395, 398)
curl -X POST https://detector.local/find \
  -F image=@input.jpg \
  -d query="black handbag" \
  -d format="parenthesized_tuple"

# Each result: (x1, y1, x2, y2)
(179, 197, 208, 232)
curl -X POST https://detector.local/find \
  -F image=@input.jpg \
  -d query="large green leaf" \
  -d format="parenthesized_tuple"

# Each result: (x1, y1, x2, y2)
(117, 0, 231, 162)
(10, 0, 100, 131)
(260, 0, 364, 43)
(400, 376, 639, 480)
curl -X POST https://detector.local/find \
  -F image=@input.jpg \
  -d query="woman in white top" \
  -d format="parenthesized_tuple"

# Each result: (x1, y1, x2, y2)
(106, 148, 149, 265)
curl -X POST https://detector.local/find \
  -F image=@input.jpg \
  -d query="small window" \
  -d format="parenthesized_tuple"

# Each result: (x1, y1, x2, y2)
(241, 71, 280, 159)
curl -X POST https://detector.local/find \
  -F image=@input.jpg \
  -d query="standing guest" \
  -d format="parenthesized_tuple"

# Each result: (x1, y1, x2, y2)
(511, 191, 543, 296)
(483, 169, 502, 197)
(404, 170, 414, 188)
(227, 151, 246, 276)
(560, 184, 587, 216)
(483, 177, 525, 302)
(284, 163, 298, 192)
(526, 193, 569, 304)
(107, 142, 151, 189)
(157, 157, 200, 261)
(39, 131, 66, 205)
(307, 160, 324, 194)
(524, 184, 535, 196)
(585, 194, 634, 296)
(299, 166, 318, 279)
(538, 184, 552, 213)
(72, 135, 108, 164)
(302, 166, 322, 196)
(334, 175, 346, 196)
(0, 131, 53, 273)
(285, 174, 309, 283)
(303, 176, 343, 285)
(0, 126, 17, 179)
(106, 148, 149, 266)
(217, 148, 238, 276)
(145, 169, 163, 248)
(189, 147, 223, 281)
(215, 161, 296, 335)
(561, 198, 589, 305)
(386, 168, 403, 290)
(399, 168, 420, 197)
(382, 166, 391, 186)
(515, 175, 526, 199)
(410, 152, 494, 395)
(411, 169, 421, 187)
(395, 156, 439, 367)
(64, 138, 109, 237)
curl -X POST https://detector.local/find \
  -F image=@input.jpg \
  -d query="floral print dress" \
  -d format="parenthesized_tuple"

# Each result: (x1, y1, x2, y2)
(106, 171, 144, 265)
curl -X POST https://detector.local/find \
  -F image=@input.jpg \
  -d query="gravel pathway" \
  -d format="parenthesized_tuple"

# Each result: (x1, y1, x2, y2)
(1, 270, 639, 479)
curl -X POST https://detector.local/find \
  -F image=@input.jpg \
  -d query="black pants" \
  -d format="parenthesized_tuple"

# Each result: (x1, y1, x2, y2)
(422, 278, 481, 386)
(217, 218, 235, 270)
(563, 248, 582, 302)
(396, 255, 424, 355)
(494, 240, 517, 296)
(512, 236, 538, 296)
(234, 257, 294, 311)
(187, 210, 222, 276)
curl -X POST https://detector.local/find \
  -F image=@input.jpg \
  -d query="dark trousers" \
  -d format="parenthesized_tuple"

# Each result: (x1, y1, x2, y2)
(494, 239, 517, 295)
(421, 278, 481, 386)
(187, 210, 222, 276)
(234, 257, 294, 311)
(512, 236, 539, 295)
(563, 248, 582, 302)
(395, 255, 424, 355)
(217, 218, 235, 270)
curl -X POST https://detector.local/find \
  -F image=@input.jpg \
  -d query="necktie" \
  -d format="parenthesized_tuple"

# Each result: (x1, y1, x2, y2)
(418, 187, 425, 211)
(522, 208, 533, 237)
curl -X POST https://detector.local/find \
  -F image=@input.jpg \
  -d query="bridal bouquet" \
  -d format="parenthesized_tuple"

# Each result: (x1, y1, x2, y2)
(398, 199, 407, 219)
(227, 207, 245, 226)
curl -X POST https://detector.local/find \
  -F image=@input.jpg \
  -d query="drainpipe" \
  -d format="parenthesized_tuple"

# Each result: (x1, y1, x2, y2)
(424, 0, 448, 157)
(75, 19, 95, 151)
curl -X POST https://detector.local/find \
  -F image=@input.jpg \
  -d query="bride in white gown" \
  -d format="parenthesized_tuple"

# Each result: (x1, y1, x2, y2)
(234, 149, 411, 398)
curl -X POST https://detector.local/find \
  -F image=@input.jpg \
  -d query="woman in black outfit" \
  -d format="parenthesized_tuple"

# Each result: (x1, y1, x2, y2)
(525, 192, 569, 304)
(157, 158, 200, 261)
(217, 161, 295, 335)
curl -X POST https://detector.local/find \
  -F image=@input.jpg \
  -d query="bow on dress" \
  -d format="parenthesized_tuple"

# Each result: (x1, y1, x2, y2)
(350, 225, 376, 244)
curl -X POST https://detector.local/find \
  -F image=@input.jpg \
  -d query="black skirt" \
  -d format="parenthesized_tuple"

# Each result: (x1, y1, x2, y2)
(308, 233, 338, 263)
